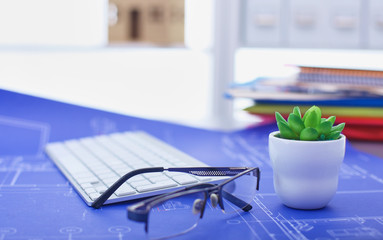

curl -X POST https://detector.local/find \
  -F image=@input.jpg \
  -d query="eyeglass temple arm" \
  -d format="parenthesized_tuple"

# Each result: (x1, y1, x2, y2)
(220, 168, 259, 212)
(169, 167, 260, 190)
(91, 167, 165, 209)
(167, 167, 255, 177)
(222, 190, 252, 212)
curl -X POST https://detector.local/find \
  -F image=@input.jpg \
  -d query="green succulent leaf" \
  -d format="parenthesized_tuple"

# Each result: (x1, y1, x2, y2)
(313, 105, 322, 119)
(330, 122, 345, 133)
(277, 121, 298, 140)
(300, 127, 319, 141)
(288, 113, 305, 135)
(275, 112, 288, 125)
(302, 110, 308, 122)
(293, 106, 301, 118)
(303, 109, 321, 128)
(302, 105, 321, 122)
(326, 131, 341, 140)
(321, 118, 326, 123)
(327, 116, 336, 125)
(317, 120, 332, 135)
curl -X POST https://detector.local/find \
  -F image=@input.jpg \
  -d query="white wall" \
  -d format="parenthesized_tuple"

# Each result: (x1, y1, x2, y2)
(0, 0, 108, 46)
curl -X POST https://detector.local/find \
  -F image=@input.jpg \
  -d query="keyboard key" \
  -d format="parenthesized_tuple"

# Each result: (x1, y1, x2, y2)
(95, 185, 108, 194)
(115, 185, 136, 196)
(84, 188, 97, 195)
(165, 172, 186, 177)
(143, 173, 164, 178)
(77, 177, 100, 185)
(130, 162, 151, 169)
(103, 176, 119, 184)
(80, 183, 93, 189)
(148, 175, 171, 183)
(89, 192, 101, 201)
(72, 171, 94, 179)
(97, 172, 118, 179)
(172, 162, 188, 167)
(109, 163, 129, 170)
(172, 175, 198, 185)
(130, 180, 151, 188)
(136, 181, 178, 193)
(126, 175, 146, 183)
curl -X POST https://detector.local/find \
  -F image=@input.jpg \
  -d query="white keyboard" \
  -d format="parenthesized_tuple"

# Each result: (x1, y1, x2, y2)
(45, 131, 214, 206)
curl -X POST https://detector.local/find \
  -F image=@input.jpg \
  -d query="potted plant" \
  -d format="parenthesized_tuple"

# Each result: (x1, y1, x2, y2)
(269, 105, 346, 210)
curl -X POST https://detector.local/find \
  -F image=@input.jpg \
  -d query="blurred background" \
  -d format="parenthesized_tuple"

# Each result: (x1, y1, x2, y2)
(1, 0, 383, 138)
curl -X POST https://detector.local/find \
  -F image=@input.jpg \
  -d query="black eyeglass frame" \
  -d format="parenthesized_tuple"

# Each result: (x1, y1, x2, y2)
(92, 167, 260, 209)
(126, 167, 260, 234)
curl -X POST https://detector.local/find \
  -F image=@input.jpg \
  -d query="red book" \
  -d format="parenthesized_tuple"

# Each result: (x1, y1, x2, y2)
(253, 113, 383, 141)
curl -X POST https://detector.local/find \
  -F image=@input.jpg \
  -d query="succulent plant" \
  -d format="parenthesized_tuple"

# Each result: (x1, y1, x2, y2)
(275, 105, 345, 141)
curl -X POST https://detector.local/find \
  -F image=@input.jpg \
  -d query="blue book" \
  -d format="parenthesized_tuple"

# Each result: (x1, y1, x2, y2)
(255, 97, 383, 107)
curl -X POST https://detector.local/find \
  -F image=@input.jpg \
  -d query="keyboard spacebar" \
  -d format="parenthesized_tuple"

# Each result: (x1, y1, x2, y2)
(136, 181, 178, 193)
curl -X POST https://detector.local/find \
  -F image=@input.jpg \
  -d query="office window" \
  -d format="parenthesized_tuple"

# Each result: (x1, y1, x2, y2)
(0, 0, 216, 128)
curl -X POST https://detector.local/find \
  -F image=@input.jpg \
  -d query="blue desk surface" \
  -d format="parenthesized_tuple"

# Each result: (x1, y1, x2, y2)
(1, 89, 383, 240)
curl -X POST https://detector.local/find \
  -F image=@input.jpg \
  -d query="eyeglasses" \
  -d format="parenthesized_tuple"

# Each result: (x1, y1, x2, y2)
(91, 167, 260, 239)
(123, 167, 260, 240)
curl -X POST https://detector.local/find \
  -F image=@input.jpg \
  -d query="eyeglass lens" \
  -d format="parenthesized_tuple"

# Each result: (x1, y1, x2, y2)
(147, 191, 206, 240)
(221, 169, 259, 213)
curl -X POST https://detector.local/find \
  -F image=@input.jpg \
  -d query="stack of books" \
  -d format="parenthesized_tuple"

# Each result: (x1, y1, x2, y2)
(227, 65, 383, 141)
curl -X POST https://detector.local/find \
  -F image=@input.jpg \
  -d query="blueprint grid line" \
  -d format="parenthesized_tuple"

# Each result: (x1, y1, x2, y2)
(226, 200, 262, 240)
(0, 115, 50, 158)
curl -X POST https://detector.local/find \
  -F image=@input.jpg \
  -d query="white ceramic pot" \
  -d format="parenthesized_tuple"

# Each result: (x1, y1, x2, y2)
(269, 131, 346, 210)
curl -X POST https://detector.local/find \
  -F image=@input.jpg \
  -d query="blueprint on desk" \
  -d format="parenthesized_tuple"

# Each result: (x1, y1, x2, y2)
(1, 89, 383, 240)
